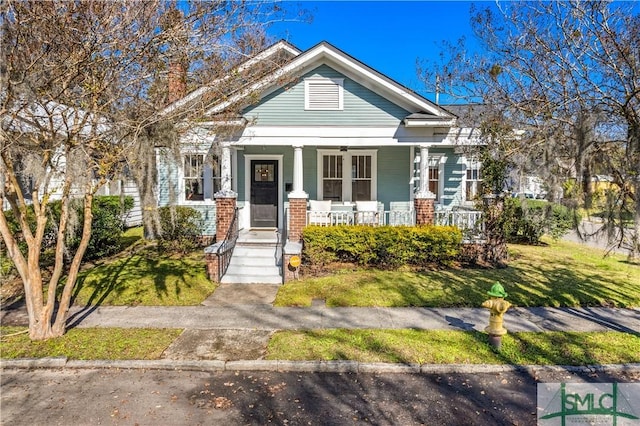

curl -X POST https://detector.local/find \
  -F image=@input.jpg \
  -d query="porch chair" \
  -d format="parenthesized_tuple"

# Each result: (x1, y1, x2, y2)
(355, 201, 383, 226)
(308, 200, 332, 226)
(389, 201, 414, 226)
(331, 203, 355, 225)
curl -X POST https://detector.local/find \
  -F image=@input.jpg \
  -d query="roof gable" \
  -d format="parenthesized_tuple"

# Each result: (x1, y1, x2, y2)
(204, 41, 455, 125)
(242, 64, 412, 126)
(160, 40, 301, 118)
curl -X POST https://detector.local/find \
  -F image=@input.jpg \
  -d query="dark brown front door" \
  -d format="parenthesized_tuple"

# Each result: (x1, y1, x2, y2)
(250, 160, 278, 228)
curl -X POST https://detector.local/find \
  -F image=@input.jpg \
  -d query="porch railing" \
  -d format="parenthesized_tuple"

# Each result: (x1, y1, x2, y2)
(305, 208, 484, 240)
(435, 210, 484, 241)
(216, 207, 239, 280)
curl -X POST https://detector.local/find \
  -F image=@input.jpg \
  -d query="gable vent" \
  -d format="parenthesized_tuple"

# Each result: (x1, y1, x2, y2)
(305, 78, 344, 110)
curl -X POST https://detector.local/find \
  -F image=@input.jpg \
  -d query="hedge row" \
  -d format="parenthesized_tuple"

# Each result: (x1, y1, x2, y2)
(302, 225, 463, 269)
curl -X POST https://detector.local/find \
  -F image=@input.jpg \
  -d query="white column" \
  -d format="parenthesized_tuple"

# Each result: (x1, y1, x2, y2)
(415, 145, 435, 199)
(289, 145, 308, 198)
(215, 144, 236, 197)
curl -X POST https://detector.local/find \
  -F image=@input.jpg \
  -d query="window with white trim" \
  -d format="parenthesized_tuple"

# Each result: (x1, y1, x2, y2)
(428, 161, 440, 201)
(465, 157, 483, 201)
(183, 153, 221, 202)
(318, 150, 376, 201)
(351, 154, 372, 201)
(322, 154, 343, 201)
(305, 78, 344, 110)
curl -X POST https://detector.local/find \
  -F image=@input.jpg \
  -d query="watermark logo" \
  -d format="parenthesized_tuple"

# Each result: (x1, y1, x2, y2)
(538, 383, 640, 425)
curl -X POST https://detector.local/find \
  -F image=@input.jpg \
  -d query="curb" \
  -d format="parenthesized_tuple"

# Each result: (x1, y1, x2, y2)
(2, 358, 639, 375)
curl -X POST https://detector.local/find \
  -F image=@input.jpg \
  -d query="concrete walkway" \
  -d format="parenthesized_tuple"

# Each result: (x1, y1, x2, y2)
(2, 303, 639, 334)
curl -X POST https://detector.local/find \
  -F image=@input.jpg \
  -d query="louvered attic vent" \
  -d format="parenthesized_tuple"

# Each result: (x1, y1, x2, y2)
(305, 78, 344, 110)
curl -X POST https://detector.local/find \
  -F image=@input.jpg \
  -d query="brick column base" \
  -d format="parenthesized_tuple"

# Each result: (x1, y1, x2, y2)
(414, 197, 436, 225)
(282, 241, 303, 283)
(215, 195, 237, 242)
(287, 197, 308, 243)
(205, 252, 220, 282)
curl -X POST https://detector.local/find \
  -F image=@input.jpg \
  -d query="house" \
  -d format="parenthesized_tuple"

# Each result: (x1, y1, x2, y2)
(1, 100, 142, 226)
(156, 41, 486, 282)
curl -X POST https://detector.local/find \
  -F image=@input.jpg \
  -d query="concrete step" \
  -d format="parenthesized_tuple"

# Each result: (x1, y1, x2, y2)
(221, 233, 282, 284)
(229, 255, 279, 267)
(221, 273, 282, 284)
(232, 246, 279, 258)
(225, 263, 281, 276)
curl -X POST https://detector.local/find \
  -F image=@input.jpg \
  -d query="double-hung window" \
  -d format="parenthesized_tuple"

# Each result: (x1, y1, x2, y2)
(183, 153, 222, 202)
(351, 154, 372, 201)
(318, 150, 376, 201)
(465, 157, 482, 201)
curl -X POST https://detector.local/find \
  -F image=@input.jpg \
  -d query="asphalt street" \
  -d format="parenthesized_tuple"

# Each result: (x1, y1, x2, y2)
(2, 366, 639, 426)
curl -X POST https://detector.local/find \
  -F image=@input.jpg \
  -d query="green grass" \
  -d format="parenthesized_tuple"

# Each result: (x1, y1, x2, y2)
(275, 239, 640, 308)
(71, 248, 215, 306)
(267, 330, 640, 365)
(0, 327, 182, 360)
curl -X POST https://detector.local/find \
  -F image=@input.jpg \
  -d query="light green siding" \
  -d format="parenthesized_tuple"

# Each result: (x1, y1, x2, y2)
(156, 148, 179, 207)
(242, 65, 410, 126)
(441, 151, 466, 207)
(376, 146, 412, 209)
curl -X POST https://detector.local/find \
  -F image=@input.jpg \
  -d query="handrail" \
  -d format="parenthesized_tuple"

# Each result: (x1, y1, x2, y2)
(216, 207, 239, 280)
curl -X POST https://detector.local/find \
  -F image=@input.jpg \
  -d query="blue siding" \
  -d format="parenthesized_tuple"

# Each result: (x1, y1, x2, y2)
(377, 146, 412, 209)
(243, 65, 410, 126)
(191, 205, 216, 236)
(156, 148, 217, 236)
(156, 148, 179, 207)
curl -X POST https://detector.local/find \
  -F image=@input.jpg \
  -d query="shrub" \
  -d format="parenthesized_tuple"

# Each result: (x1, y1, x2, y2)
(2, 195, 133, 261)
(157, 206, 203, 253)
(502, 198, 577, 244)
(302, 225, 462, 269)
(85, 196, 134, 259)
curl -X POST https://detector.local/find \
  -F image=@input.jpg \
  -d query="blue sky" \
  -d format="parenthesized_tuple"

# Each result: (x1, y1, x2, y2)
(269, 1, 479, 101)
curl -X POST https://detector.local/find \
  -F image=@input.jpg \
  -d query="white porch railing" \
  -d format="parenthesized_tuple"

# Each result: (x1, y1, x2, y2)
(434, 210, 485, 241)
(305, 208, 484, 240)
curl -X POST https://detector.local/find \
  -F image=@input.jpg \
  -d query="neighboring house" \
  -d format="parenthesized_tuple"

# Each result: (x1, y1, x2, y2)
(157, 40, 485, 241)
(1, 100, 142, 226)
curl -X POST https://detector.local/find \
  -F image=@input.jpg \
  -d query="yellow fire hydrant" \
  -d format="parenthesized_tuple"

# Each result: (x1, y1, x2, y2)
(482, 282, 511, 350)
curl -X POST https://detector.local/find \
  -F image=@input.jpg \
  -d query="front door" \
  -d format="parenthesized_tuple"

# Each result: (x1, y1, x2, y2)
(250, 160, 278, 228)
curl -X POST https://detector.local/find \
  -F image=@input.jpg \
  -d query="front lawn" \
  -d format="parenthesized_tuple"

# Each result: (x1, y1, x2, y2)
(0, 327, 182, 360)
(3, 327, 636, 366)
(71, 248, 215, 306)
(267, 330, 640, 366)
(274, 239, 640, 308)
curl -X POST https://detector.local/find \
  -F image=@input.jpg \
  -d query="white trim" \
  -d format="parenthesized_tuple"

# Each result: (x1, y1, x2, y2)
(234, 126, 481, 147)
(243, 154, 284, 229)
(404, 118, 457, 127)
(316, 149, 377, 202)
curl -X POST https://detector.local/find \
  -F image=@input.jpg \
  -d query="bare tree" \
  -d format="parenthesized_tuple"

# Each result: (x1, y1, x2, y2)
(421, 1, 640, 260)
(0, 0, 304, 339)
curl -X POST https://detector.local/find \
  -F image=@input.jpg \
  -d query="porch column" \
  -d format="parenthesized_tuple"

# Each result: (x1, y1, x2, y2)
(414, 145, 436, 225)
(215, 144, 237, 242)
(287, 145, 309, 243)
(218, 144, 234, 196)
(290, 145, 307, 198)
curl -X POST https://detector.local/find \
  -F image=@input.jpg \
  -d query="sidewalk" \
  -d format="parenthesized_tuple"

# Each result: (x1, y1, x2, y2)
(2, 287, 638, 372)
(2, 303, 639, 334)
